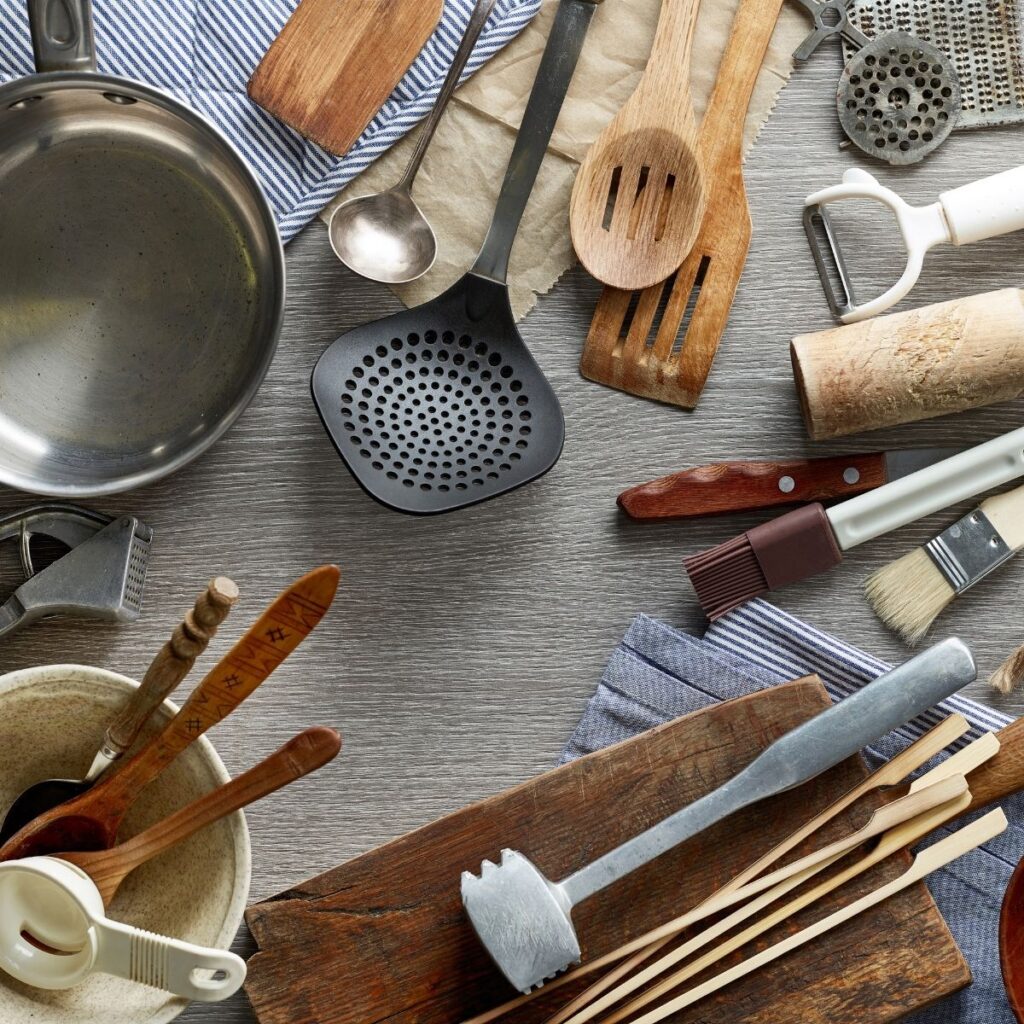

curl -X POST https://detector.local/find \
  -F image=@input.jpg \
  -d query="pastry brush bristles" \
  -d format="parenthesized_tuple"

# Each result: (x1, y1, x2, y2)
(683, 534, 768, 620)
(864, 547, 955, 647)
(990, 644, 1024, 695)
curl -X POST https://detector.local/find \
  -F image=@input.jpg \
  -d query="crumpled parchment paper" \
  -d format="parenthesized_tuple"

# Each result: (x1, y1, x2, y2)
(320, 0, 813, 318)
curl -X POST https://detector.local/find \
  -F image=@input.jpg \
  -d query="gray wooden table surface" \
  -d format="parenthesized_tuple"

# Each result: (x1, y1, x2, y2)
(2, 38, 1024, 1024)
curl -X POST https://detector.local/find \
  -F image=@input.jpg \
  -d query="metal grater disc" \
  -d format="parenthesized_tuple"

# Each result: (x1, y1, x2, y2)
(837, 32, 960, 164)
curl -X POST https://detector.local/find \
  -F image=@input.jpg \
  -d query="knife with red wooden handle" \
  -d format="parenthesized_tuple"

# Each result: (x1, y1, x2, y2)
(618, 448, 960, 520)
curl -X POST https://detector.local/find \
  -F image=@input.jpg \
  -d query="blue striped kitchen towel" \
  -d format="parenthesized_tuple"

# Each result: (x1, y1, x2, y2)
(563, 598, 1021, 1023)
(0, 0, 540, 241)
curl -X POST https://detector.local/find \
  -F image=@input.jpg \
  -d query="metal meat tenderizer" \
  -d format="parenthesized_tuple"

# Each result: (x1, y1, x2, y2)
(312, 0, 603, 515)
(0, 504, 152, 638)
(462, 639, 975, 992)
(804, 165, 1024, 322)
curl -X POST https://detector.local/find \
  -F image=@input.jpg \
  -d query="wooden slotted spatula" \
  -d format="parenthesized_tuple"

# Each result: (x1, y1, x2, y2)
(580, 0, 785, 408)
(569, 0, 707, 292)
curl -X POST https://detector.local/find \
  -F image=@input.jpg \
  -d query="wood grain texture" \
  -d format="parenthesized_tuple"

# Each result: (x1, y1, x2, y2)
(247, 0, 444, 155)
(0, 49, 1019, 1024)
(617, 453, 887, 519)
(569, 0, 705, 291)
(579, 0, 784, 406)
(791, 287, 1024, 439)
(243, 678, 969, 1024)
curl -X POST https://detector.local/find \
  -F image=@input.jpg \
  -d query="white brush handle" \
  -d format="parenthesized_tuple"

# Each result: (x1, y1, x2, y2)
(982, 483, 1024, 550)
(828, 425, 1024, 550)
(942, 166, 1024, 246)
(92, 917, 246, 1002)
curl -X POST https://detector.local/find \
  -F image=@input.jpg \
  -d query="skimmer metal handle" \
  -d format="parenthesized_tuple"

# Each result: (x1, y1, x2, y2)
(471, 0, 601, 283)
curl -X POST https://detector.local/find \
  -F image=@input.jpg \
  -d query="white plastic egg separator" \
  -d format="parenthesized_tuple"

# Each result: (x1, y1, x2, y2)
(803, 165, 1024, 323)
(0, 857, 245, 1002)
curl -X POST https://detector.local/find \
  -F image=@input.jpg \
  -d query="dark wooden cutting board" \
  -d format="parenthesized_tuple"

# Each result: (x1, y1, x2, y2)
(244, 677, 970, 1024)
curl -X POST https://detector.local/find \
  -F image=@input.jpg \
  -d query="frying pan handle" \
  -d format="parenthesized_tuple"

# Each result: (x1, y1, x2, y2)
(28, 0, 96, 74)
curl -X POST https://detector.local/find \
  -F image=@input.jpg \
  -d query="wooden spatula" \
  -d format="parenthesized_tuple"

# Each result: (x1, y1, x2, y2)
(0, 565, 340, 861)
(248, 0, 444, 155)
(579, 0, 785, 408)
(569, 0, 706, 292)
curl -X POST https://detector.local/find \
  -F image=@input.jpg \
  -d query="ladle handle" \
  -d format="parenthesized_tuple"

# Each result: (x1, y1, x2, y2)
(399, 0, 498, 190)
(83, 565, 340, 826)
(90, 578, 240, 779)
(471, 0, 602, 283)
(93, 917, 246, 1003)
(86, 728, 341, 901)
(27, 0, 96, 73)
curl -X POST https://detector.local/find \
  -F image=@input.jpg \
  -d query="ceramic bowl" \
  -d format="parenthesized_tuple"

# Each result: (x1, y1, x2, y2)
(0, 664, 251, 1024)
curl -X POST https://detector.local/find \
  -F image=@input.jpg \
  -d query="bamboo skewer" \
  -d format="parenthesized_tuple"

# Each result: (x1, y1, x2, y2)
(460, 715, 974, 1024)
(558, 777, 970, 1024)
(535, 714, 973, 1024)
(621, 808, 1008, 1024)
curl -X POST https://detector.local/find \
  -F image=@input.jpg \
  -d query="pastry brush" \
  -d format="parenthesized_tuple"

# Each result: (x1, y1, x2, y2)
(865, 483, 1024, 646)
(683, 425, 1024, 620)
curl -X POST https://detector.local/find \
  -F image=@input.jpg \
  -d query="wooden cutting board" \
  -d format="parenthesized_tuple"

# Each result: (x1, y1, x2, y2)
(247, 0, 444, 156)
(244, 678, 970, 1024)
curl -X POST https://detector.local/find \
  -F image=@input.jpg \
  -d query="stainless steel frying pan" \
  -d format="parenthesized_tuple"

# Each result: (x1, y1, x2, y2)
(0, 0, 285, 496)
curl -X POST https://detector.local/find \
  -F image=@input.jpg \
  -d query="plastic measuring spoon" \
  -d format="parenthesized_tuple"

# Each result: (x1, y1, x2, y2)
(0, 857, 244, 1002)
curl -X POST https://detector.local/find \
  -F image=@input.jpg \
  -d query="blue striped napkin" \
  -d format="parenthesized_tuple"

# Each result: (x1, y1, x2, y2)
(0, 0, 540, 241)
(564, 599, 1022, 1023)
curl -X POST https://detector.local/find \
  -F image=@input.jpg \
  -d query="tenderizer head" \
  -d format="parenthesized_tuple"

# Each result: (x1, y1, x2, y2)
(461, 850, 580, 993)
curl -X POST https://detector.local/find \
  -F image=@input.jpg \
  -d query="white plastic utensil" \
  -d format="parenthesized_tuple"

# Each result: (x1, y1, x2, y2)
(0, 857, 245, 1002)
(804, 165, 1024, 323)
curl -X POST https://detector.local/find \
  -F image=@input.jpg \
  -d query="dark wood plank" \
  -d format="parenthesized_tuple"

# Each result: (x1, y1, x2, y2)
(243, 677, 970, 1024)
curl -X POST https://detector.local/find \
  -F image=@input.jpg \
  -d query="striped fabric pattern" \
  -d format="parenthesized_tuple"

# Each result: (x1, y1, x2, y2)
(0, 0, 541, 241)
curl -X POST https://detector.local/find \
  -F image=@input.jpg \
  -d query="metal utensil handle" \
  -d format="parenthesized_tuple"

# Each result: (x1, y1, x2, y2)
(471, 0, 601, 283)
(561, 637, 975, 904)
(27, 0, 96, 73)
(399, 0, 498, 190)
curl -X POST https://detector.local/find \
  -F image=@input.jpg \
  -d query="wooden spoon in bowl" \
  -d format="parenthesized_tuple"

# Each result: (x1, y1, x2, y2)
(569, 0, 707, 292)
(57, 727, 342, 906)
(0, 565, 340, 862)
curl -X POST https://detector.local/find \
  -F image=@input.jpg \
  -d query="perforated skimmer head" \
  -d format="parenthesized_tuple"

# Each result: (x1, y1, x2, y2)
(312, 276, 564, 514)
(838, 32, 960, 164)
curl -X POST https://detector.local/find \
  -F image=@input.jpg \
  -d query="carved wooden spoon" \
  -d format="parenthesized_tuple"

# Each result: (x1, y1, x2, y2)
(57, 727, 342, 906)
(0, 565, 340, 862)
(569, 0, 707, 291)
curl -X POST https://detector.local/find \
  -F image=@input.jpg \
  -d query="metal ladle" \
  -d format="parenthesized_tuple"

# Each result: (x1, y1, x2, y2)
(329, 0, 497, 284)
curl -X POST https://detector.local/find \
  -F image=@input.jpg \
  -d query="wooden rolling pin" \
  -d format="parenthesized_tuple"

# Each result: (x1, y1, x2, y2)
(791, 287, 1024, 440)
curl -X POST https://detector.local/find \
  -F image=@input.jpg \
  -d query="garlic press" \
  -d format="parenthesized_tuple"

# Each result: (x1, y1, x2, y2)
(0, 504, 153, 639)
(804, 165, 1024, 323)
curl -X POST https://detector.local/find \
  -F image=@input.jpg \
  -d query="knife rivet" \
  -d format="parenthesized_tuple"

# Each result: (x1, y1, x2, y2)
(778, 476, 796, 493)
(843, 467, 861, 484)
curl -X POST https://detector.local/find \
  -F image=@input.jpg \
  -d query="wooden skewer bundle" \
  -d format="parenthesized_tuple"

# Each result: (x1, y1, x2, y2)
(462, 720, 1003, 1024)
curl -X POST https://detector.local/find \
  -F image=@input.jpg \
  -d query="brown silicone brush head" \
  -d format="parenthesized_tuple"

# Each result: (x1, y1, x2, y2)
(684, 504, 843, 620)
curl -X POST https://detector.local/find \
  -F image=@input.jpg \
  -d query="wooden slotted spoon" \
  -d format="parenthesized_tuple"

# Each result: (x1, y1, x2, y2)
(569, 0, 707, 292)
(580, 0, 785, 408)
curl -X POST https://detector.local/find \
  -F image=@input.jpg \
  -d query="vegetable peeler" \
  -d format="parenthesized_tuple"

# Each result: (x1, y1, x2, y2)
(804, 165, 1024, 323)
(0, 504, 152, 638)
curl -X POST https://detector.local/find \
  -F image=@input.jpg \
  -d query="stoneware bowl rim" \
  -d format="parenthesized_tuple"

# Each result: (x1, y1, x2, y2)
(0, 663, 252, 1024)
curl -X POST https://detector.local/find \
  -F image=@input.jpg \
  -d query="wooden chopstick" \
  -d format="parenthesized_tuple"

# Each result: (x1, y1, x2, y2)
(618, 808, 1008, 1024)
(459, 715, 972, 1024)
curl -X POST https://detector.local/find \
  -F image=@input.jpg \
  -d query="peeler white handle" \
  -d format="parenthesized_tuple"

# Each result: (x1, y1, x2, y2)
(92, 917, 246, 1003)
(827, 425, 1024, 550)
(941, 166, 1024, 246)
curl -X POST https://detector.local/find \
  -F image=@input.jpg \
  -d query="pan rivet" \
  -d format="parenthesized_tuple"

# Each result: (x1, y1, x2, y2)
(778, 476, 796, 493)
(843, 467, 861, 484)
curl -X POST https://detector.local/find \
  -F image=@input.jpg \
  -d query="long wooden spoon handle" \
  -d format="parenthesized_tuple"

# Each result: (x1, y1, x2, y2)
(93, 565, 340, 820)
(66, 727, 342, 904)
(99, 578, 240, 764)
(647, 0, 701, 86)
